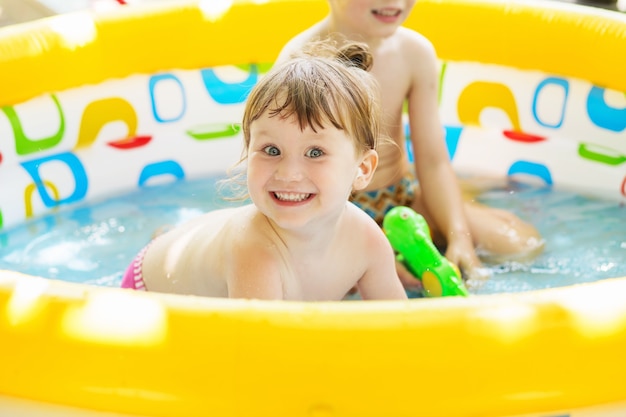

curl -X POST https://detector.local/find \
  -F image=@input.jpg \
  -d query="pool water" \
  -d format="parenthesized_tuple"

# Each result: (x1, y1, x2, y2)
(0, 176, 242, 288)
(470, 181, 625, 294)
(0, 176, 624, 296)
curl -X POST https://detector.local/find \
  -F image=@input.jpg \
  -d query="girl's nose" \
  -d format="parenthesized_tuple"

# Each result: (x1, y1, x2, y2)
(274, 157, 303, 182)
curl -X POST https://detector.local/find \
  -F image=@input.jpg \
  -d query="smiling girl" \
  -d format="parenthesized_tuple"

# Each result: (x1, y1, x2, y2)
(121, 42, 407, 301)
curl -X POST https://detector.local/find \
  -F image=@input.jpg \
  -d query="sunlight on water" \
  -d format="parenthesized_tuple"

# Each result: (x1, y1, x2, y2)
(0, 176, 624, 296)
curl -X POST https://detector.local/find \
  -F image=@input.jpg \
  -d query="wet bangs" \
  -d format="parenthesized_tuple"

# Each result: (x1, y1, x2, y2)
(250, 59, 352, 134)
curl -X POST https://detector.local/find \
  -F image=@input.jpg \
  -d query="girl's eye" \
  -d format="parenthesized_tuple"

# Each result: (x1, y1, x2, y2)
(263, 145, 280, 156)
(306, 148, 324, 158)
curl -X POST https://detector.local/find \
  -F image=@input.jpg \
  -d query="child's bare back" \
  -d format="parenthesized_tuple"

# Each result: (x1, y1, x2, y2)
(141, 203, 399, 300)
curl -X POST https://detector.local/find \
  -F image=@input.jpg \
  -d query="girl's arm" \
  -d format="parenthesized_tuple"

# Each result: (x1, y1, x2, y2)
(405, 34, 481, 274)
(357, 221, 408, 300)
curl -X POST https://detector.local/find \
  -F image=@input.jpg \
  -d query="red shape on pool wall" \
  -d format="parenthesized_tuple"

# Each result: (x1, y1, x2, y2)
(0, 152, 3, 164)
(107, 135, 152, 149)
(621, 176, 626, 197)
(503, 130, 546, 143)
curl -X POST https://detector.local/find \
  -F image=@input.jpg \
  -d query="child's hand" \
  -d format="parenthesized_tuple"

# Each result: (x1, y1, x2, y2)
(464, 267, 492, 291)
(444, 237, 491, 289)
(395, 261, 424, 292)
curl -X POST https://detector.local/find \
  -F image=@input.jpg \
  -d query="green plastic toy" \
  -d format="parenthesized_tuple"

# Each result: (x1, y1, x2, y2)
(383, 206, 469, 297)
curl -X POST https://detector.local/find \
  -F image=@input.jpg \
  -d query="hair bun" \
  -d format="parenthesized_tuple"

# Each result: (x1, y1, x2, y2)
(338, 42, 373, 72)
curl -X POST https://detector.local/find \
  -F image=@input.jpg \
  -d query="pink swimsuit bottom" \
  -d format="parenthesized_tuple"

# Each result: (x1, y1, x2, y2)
(120, 244, 150, 291)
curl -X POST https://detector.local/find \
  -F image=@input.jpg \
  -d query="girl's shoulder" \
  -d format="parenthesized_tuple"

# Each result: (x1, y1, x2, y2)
(344, 203, 396, 259)
(346, 202, 385, 235)
(396, 27, 437, 56)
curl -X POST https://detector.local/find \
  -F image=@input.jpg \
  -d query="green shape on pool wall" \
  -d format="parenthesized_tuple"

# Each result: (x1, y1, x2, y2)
(186, 123, 241, 140)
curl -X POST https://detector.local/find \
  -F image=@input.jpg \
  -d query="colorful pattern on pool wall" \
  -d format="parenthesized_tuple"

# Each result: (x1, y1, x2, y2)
(0, 62, 624, 231)
(0, 1, 625, 417)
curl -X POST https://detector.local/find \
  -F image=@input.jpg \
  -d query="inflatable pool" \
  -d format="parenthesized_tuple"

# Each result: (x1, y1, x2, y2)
(1, 0, 625, 416)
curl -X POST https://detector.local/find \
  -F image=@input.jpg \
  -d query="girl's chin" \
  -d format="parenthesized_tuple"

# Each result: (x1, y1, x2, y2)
(270, 218, 315, 232)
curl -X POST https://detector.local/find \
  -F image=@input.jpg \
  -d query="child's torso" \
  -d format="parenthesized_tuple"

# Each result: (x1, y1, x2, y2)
(140, 205, 371, 300)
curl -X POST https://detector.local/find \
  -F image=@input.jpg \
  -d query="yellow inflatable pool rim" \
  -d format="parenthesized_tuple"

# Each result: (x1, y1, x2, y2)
(0, 1, 625, 416)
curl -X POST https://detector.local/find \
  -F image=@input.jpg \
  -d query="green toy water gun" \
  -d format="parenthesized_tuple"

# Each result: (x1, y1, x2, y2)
(383, 206, 469, 297)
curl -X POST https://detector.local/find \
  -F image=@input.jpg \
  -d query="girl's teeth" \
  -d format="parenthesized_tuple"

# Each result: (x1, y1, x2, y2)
(275, 192, 310, 202)
(375, 9, 399, 16)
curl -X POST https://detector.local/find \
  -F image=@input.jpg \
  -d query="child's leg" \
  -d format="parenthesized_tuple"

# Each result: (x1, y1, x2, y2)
(462, 202, 545, 263)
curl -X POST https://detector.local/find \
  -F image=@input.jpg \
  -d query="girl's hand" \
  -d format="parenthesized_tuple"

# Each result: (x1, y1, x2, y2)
(395, 260, 424, 293)
(445, 235, 491, 290)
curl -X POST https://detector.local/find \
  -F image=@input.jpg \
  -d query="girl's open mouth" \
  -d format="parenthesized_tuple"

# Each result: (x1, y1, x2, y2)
(273, 192, 313, 202)
(372, 8, 401, 18)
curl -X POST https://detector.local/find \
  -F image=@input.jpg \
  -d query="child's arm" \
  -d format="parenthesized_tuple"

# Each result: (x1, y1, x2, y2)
(405, 33, 482, 274)
(357, 222, 408, 300)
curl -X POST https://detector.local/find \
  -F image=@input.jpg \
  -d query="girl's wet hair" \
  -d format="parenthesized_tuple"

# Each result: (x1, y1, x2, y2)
(242, 40, 379, 154)
(223, 40, 382, 200)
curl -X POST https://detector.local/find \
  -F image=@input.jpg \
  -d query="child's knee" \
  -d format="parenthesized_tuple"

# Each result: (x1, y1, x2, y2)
(476, 220, 545, 262)
(470, 206, 544, 260)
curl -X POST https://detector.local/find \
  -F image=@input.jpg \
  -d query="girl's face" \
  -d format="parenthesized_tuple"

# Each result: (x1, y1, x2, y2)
(247, 113, 375, 231)
(328, 0, 417, 40)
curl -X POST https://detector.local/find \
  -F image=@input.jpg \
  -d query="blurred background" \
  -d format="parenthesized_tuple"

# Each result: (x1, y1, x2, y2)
(0, 0, 624, 28)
